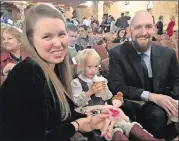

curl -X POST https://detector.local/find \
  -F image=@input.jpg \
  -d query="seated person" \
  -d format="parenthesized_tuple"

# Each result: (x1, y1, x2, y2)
(108, 10, 179, 140)
(0, 4, 119, 141)
(97, 38, 109, 53)
(1, 26, 28, 76)
(71, 49, 113, 107)
(112, 28, 128, 43)
(76, 24, 96, 49)
(66, 23, 83, 64)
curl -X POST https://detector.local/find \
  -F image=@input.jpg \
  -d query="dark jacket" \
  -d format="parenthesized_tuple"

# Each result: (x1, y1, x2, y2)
(115, 16, 131, 28)
(156, 21, 164, 35)
(108, 41, 179, 100)
(0, 57, 85, 140)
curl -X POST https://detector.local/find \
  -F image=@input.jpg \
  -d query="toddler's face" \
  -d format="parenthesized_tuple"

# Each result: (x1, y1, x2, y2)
(83, 56, 100, 79)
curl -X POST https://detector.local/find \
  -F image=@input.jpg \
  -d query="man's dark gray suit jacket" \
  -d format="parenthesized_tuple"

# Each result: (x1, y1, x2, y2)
(108, 41, 179, 100)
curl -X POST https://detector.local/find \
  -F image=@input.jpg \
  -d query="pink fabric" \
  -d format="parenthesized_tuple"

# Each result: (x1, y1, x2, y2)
(1, 51, 28, 75)
(167, 21, 175, 36)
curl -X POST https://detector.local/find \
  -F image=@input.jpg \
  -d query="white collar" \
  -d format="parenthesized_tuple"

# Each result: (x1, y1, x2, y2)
(78, 74, 97, 83)
(136, 46, 151, 57)
(69, 45, 75, 49)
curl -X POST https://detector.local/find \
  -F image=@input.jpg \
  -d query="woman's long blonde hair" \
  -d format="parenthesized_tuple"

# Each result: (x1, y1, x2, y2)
(22, 4, 72, 120)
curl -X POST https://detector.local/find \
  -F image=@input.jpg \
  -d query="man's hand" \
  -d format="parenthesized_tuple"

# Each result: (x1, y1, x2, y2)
(149, 93, 178, 117)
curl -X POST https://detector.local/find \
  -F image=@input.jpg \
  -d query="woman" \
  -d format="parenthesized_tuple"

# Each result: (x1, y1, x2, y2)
(1, 26, 28, 76)
(156, 15, 164, 35)
(167, 16, 175, 37)
(110, 16, 116, 33)
(112, 28, 127, 43)
(0, 4, 118, 141)
(97, 38, 109, 53)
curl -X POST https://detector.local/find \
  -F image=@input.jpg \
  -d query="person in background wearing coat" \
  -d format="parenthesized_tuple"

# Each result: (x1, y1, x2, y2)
(108, 10, 179, 141)
(0, 4, 120, 141)
(66, 23, 83, 64)
(1, 26, 28, 76)
(167, 16, 175, 37)
(156, 15, 165, 35)
(112, 28, 127, 43)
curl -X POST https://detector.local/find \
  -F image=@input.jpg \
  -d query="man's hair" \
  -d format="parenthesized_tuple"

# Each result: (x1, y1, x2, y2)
(66, 23, 78, 32)
(79, 24, 88, 31)
(121, 13, 124, 16)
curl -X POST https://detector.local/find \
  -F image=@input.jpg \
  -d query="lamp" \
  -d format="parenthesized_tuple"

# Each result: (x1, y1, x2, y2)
(79, 1, 93, 8)
(147, 1, 153, 9)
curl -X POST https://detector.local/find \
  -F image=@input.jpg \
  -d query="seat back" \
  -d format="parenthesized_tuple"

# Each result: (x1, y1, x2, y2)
(161, 34, 170, 40)
(92, 45, 108, 60)
(160, 40, 176, 49)
(173, 39, 178, 49)
(101, 58, 109, 78)
(153, 34, 161, 42)
(107, 43, 120, 50)
(152, 41, 161, 46)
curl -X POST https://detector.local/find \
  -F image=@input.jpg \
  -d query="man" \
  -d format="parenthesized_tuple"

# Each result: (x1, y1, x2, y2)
(76, 24, 96, 49)
(71, 16, 80, 26)
(108, 10, 179, 140)
(115, 12, 131, 28)
(67, 23, 83, 64)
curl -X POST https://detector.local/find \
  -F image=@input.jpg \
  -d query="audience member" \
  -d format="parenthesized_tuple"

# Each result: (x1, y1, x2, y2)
(1, 26, 28, 76)
(71, 16, 80, 26)
(108, 10, 179, 140)
(0, 4, 118, 140)
(82, 17, 90, 27)
(156, 15, 164, 35)
(71, 49, 112, 107)
(112, 28, 127, 43)
(167, 16, 175, 37)
(66, 23, 83, 64)
(110, 16, 116, 33)
(97, 38, 108, 52)
(76, 24, 96, 49)
(115, 13, 131, 28)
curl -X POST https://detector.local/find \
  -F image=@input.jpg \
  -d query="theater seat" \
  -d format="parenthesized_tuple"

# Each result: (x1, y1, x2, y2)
(101, 58, 109, 79)
(152, 41, 161, 46)
(153, 34, 161, 42)
(160, 40, 176, 49)
(107, 43, 120, 50)
(92, 45, 108, 60)
(161, 34, 170, 40)
(173, 39, 178, 49)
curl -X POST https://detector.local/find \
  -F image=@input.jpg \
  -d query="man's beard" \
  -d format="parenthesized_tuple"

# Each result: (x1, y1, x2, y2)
(132, 34, 152, 52)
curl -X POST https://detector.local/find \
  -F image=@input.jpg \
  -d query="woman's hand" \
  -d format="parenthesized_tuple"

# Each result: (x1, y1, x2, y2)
(100, 106, 121, 139)
(75, 113, 109, 132)
(75, 105, 121, 138)
(3, 63, 16, 75)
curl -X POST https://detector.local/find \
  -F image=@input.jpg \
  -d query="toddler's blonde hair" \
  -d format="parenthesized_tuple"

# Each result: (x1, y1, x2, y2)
(79, 49, 101, 66)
